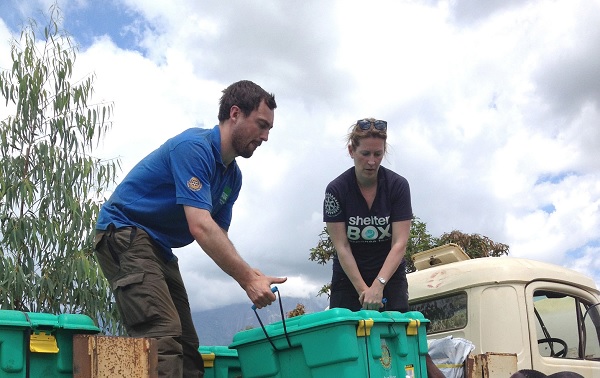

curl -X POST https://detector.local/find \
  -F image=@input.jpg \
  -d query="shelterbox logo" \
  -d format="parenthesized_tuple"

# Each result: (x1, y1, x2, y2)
(347, 215, 391, 241)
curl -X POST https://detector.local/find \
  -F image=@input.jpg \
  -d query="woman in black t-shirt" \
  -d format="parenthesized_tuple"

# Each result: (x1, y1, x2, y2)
(323, 118, 411, 312)
(323, 118, 445, 378)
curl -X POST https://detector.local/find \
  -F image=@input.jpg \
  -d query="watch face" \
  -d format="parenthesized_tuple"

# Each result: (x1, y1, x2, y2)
(378, 277, 386, 284)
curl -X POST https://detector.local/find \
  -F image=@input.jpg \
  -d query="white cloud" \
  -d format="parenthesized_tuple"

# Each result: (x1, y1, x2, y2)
(1, 0, 599, 312)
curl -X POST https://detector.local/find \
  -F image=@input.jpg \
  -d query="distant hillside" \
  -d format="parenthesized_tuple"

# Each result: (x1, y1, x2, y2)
(193, 296, 329, 346)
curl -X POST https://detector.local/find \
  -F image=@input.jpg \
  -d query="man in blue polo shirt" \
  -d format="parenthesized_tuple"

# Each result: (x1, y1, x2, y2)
(94, 80, 287, 377)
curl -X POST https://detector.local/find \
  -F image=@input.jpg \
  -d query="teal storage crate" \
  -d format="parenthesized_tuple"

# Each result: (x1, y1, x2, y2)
(0, 310, 100, 378)
(0, 310, 31, 377)
(376, 310, 430, 378)
(229, 308, 429, 378)
(199, 345, 242, 378)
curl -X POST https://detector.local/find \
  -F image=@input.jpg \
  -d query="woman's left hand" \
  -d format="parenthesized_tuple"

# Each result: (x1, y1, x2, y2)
(359, 288, 384, 310)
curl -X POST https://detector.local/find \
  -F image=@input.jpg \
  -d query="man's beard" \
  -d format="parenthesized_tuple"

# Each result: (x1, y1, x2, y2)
(232, 133, 257, 159)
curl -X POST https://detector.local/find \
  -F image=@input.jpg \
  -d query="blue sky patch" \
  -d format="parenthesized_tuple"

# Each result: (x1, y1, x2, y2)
(566, 239, 600, 259)
(62, 2, 144, 51)
(540, 204, 556, 214)
(535, 171, 577, 185)
(0, 0, 145, 52)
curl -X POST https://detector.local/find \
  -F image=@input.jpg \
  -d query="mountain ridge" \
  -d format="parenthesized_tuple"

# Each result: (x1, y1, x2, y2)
(193, 295, 329, 346)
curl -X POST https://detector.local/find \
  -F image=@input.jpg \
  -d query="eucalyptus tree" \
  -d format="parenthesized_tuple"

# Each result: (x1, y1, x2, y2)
(0, 6, 122, 333)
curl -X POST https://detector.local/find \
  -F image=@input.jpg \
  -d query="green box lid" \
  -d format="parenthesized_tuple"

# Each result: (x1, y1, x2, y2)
(0, 310, 99, 334)
(199, 345, 238, 357)
(230, 308, 367, 347)
(230, 308, 429, 348)
(382, 310, 429, 324)
(57, 313, 100, 332)
(26, 312, 59, 329)
(0, 309, 31, 327)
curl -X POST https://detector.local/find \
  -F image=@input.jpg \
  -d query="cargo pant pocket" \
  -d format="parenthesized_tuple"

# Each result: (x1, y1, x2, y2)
(94, 226, 138, 281)
(113, 272, 160, 329)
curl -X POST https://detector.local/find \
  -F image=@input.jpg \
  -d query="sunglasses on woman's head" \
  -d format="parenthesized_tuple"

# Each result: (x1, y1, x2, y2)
(356, 119, 387, 131)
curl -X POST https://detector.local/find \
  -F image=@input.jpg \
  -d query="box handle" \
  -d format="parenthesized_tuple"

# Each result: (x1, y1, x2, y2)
(251, 286, 292, 351)
(356, 319, 374, 337)
(201, 352, 216, 368)
(30, 331, 59, 353)
(406, 319, 421, 336)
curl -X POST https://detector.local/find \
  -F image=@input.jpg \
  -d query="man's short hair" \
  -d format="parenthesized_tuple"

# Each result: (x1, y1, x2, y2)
(218, 80, 276, 122)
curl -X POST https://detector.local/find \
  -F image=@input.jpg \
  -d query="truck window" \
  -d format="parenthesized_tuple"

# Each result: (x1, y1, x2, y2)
(533, 290, 600, 360)
(409, 292, 467, 334)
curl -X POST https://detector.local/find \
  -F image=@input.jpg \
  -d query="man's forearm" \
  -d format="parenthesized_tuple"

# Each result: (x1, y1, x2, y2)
(200, 227, 255, 286)
(185, 206, 254, 287)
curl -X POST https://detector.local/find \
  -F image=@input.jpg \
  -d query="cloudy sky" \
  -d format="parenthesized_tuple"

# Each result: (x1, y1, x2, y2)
(1, 0, 599, 311)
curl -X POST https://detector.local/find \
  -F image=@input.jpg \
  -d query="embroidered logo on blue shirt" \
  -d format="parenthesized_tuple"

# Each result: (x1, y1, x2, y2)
(187, 177, 202, 191)
(220, 187, 232, 204)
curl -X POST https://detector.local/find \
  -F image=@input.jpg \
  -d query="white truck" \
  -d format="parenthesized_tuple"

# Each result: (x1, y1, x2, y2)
(407, 244, 600, 377)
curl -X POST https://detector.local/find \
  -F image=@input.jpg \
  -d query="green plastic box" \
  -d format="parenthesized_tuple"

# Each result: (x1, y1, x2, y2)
(199, 345, 242, 378)
(229, 308, 429, 378)
(0, 310, 100, 377)
(0, 310, 31, 377)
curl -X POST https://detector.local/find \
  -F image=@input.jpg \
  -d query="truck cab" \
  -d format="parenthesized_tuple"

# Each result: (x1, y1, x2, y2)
(407, 244, 600, 377)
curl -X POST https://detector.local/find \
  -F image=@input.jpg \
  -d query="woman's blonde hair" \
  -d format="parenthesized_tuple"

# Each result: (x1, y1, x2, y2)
(347, 117, 388, 152)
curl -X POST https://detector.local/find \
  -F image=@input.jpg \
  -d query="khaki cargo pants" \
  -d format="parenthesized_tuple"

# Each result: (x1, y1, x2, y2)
(95, 225, 204, 377)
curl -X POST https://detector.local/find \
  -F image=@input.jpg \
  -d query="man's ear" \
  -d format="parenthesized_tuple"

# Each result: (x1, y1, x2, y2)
(229, 105, 241, 121)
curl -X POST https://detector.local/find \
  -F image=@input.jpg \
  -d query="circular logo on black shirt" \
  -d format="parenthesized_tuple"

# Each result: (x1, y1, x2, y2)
(324, 192, 341, 217)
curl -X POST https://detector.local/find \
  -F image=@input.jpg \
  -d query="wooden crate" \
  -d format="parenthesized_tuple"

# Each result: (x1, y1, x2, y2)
(73, 334, 158, 378)
(466, 353, 518, 378)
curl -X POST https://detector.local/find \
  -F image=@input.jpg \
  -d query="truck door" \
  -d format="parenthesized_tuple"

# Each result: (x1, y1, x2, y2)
(525, 281, 600, 376)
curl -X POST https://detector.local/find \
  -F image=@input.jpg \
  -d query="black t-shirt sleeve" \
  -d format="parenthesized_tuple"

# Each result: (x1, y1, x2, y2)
(389, 174, 413, 222)
(323, 181, 345, 222)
